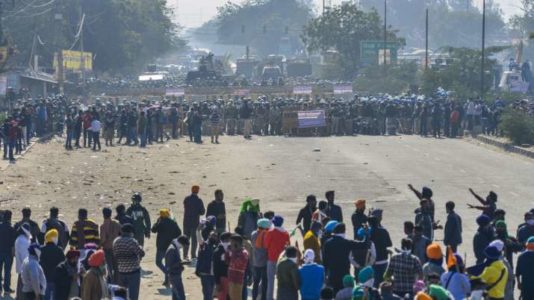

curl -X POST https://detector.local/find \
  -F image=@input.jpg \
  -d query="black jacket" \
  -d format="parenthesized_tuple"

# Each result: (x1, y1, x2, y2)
(323, 236, 365, 291)
(351, 211, 368, 239)
(444, 211, 462, 246)
(473, 226, 495, 264)
(40, 243, 66, 283)
(151, 218, 182, 251)
(213, 244, 228, 284)
(326, 204, 343, 222)
(55, 261, 78, 300)
(0, 222, 17, 254)
(206, 200, 226, 231)
(183, 194, 205, 229)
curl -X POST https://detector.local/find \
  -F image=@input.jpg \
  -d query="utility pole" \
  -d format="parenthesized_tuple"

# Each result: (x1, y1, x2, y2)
(383, 0, 387, 69)
(425, 8, 429, 70)
(481, 0, 486, 100)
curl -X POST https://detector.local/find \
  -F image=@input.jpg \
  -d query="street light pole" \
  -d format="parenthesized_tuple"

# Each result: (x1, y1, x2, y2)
(383, 0, 387, 67)
(481, 0, 486, 100)
(425, 8, 429, 70)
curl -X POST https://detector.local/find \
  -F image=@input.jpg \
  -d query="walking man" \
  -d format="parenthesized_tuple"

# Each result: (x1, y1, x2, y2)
(183, 185, 205, 260)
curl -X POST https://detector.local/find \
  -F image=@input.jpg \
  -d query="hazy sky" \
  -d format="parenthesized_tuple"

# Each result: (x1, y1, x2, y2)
(169, 0, 521, 28)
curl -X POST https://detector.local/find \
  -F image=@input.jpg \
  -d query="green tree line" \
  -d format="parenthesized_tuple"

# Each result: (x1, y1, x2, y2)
(3, 0, 184, 72)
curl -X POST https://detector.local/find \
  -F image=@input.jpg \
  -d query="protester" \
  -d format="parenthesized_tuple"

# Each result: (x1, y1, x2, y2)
(81, 250, 110, 300)
(264, 215, 290, 300)
(214, 232, 231, 300)
(165, 235, 190, 300)
(517, 211, 534, 244)
(323, 223, 363, 293)
(415, 199, 434, 241)
(250, 218, 270, 300)
(206, 189, 227, 233)
(14, 208, 40, 243)
(335, 275, 354, 300)
(183, 185, 205, 259)
(20, 244, 46, 300)
(299, 249, 324, 300)
(276, 246, 300, 300)
(325, 191, 343, 222)
(196, 231, 218, 300)
(151, 208, 182, 286)
(368, 210, 392, 288)
(422, 243, 445, 283)
(0, 210, 16, 294)
(226, 234, 249, 300)
(238, 198, 261, 239)
(297, 195, 317, 234)
(126, 192, 151, 247)
(69, 208, 100, 249)
(440, 252, 470, 300)
(352, 227, 376, 276)
(303, 221, 322, 264)
(473, 214, 495, 264)
(39, 229, 65, 300)
(471, 244, 508, 300)
(40, 207, 70, 250)
(516, 236, 534, 300)
(443, 201, 462, 253)
(115, 204, 134, 226)
(351, 199, 367, 239)
(408, 185, 435, 220)
(113, 223, 144, 300)
(54, 249, 81, 300)
(15, 223, 32, 296)
(100, 207, 121, 282)
(468, 188, 498, 219)
(384, 238, 423, 298)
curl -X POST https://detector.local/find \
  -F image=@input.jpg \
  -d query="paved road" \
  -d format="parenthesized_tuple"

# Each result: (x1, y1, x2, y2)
(1, 134, 532, 298)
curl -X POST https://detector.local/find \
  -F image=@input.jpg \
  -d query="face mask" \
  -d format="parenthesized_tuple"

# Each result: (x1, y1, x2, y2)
(527, 219, 534, 226)
(52, 237, 58, 245)
(317, 230, 323, 239)
(222, 242, 230, 250)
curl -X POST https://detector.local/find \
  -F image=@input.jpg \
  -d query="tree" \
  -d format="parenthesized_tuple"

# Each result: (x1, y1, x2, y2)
(499, 108, 534, 145)
(302, 2, 402, 79)
(359, 0, 506, 48)
(208, 0, 312, 57)
(354, 62, 419, 94)
(3, 0, 185, 73)
(420, 47, 503, 98)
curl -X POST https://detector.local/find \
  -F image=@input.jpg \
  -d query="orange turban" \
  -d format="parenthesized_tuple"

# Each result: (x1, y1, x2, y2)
(192, 185, 200, 193)
(426, 243, 443, 260)
(415, 292, 432, 300)
(355, 199, 366, 209)
(88, 250, 105, 267)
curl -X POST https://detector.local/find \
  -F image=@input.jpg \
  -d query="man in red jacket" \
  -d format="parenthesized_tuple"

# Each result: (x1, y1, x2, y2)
(82, 111, 93, 148)
(264, 215, 289, 300)
(225, 235, 249, 300)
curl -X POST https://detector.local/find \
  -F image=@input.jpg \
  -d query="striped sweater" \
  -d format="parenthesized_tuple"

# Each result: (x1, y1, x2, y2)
(70, 219, 100, 248)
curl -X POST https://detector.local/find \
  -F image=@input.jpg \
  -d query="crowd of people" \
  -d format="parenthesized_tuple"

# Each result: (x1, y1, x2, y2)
(2, 92, 522, 162)
(0, 184, 533, 300)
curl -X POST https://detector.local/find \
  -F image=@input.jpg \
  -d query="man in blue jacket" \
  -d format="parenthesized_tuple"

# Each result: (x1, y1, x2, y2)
(299, 249, 324, 300)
